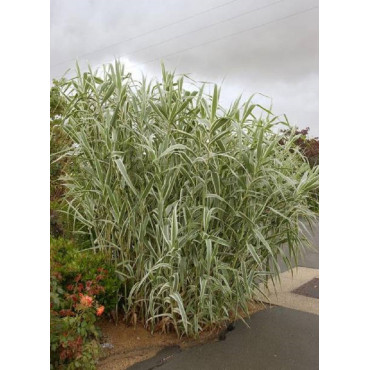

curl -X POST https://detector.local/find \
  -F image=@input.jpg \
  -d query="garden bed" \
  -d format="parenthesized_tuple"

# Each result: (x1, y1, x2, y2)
(97, 302, 265, 369)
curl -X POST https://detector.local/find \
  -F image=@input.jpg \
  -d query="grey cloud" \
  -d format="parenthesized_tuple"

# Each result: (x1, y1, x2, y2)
(51, 0, 319, 136)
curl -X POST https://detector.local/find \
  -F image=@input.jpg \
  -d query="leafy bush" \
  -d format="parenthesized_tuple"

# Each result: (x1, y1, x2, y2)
(51, 79, 71, 201)
(51, 79, 75, 239)
(280, 127, 319, 167)
(51, 238, 121, 312)
(50, 199, 91, 247)
(279, 127, 319, 212)
(55, 62, 319, 337)
(50, 238, 121, 368)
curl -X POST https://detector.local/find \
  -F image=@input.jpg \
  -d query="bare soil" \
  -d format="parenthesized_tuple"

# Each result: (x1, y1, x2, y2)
(97, 301, 265, 370)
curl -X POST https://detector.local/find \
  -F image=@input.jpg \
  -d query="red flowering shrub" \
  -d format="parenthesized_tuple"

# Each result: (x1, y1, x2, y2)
(50, 238, 121, 369)
(50, 272, 103, 368)
(50, 237, 121, 312)
(96, 306, 105, 316)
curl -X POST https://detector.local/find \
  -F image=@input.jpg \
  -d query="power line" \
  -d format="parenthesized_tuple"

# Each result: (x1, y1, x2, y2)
(130, 6, 318, 71)
(52, 5, 318, 78)
(51, 0, 240, 68)
(106, 0, 285, 66)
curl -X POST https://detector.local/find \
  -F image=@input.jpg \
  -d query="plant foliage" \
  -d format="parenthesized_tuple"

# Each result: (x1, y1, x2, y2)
(55, 62, 319, 337)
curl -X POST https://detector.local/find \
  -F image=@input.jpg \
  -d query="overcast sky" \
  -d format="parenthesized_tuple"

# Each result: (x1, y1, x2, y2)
(50, 0, 319, 136)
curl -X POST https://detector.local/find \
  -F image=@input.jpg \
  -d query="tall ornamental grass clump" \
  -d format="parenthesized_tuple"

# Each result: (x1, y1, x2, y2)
(56, 61, 319, 337)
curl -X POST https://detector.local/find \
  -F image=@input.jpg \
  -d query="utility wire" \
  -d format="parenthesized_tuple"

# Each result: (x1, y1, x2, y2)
(104, 0, 285, 66)
(130, 6, 318, 71)
(52, 5, 318, 77)
(51, 0, 240, 68)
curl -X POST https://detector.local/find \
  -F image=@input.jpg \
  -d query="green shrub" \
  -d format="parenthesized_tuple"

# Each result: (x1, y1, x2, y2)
(50, 79, 71, 202)
(280, 126, 319, 167)
(51, 79, 74, 239)
(279, 127, 319, 212)
(55, 62, 319, 337)
(50, 199, 91, 246)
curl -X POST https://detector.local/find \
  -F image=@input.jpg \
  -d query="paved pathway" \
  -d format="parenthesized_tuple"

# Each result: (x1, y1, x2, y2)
(258, 266, 319, 315)
(129, 307, 318, 370)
